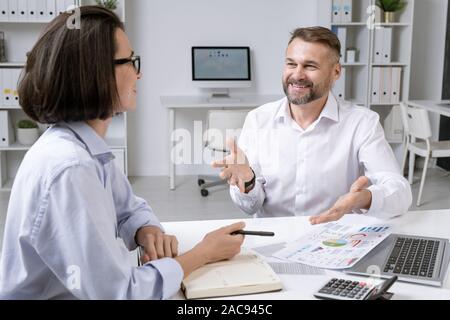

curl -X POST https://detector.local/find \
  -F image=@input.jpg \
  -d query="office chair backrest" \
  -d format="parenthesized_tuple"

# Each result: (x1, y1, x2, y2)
(205, 109, 250, 152)
(404, 105, 432, 140)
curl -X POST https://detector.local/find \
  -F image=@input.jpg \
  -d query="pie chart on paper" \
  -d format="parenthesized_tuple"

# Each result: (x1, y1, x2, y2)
(322, 239, 347, 247)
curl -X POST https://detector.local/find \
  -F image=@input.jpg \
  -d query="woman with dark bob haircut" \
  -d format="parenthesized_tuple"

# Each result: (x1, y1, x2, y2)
(0, 6, 245, 299)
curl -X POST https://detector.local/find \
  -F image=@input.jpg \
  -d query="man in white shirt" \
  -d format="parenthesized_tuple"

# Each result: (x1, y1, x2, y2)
(212, 26, 412, 223)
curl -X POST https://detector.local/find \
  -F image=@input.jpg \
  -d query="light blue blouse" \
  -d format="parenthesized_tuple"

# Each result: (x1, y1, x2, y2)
(0, 122, 183, 299)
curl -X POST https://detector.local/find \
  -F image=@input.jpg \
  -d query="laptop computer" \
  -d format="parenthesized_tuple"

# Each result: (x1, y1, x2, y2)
(345, 234, 450, 287)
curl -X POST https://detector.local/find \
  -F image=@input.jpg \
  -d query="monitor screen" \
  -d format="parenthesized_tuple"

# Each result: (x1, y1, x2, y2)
(192, 47, 251, 81)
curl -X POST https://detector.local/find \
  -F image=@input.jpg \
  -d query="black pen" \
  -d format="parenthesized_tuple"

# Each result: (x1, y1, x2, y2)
(231, 230, 275, 236)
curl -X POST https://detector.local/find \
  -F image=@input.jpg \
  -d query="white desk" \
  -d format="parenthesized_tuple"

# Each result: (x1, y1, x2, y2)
(407, 100, 450, 118)
(163, 209, 450, 300)
(161, 94, 283, 190)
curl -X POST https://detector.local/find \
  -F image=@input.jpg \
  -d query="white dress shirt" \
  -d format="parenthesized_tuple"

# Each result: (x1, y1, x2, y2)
(230, 93, 412, 219)
(0, 122, 183, 299)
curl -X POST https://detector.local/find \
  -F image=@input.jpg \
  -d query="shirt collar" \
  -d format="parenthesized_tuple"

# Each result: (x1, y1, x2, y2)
(59, 121, 114, 163)
(274, 98, 291, 122)
(319, 93, 339, 122)
(274, 92, 340, 124)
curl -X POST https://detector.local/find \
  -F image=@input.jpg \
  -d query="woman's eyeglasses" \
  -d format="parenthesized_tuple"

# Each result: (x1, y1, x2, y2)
(114, 55, 141, 74)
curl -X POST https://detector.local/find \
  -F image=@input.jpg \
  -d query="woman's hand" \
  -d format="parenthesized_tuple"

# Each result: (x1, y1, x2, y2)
(174, 222, 246, 278)
(193, 222, 246, 263)
(136, 226, 179, 264)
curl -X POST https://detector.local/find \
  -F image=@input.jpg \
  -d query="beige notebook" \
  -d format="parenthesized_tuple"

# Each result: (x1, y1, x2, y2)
(181, 249, 283, 299)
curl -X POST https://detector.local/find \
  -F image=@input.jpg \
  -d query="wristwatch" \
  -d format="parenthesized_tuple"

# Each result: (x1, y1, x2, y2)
(244, 167, 256, 191)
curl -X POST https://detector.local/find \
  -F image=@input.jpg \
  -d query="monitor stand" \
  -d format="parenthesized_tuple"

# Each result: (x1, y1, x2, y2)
(207, 89, 241, 103)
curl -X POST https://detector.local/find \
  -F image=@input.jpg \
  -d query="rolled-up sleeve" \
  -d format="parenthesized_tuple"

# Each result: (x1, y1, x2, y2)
(32, 164, 183, 299)
(229, 180, 266, 215)
(229, 111, 267, 215)
(357, 113, 412, 219)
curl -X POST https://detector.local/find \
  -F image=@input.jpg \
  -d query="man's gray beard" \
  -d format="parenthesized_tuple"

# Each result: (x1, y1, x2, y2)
(283, 83, 330, 105)
(287, 91, 315, 105)
(284, 87, 320, 105)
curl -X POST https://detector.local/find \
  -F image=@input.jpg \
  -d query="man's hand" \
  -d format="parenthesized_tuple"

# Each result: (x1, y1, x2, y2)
(309, 176, 372, 225)
(211, 139, 254, 193)
(135, 226, 179, 264)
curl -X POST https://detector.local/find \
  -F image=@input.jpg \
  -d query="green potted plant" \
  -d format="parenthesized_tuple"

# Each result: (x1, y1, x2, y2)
(16, 119, 40, 145)
(376, 0, 407, 23)
(95, 0, 119, 10)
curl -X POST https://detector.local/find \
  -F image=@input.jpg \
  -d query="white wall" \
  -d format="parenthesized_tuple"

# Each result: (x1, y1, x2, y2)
(125, 0, 317, 176)
(409, 0, 448, 141)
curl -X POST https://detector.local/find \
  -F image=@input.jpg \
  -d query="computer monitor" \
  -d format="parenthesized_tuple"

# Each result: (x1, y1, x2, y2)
(192, 46, 252, 99)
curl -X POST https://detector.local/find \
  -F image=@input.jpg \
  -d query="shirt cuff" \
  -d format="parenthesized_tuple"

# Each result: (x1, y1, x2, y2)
(364, 185, 385, 217)
(121, 211, 164, 250)
(147, 258, 184, 300)
(231, 181, 261, 200)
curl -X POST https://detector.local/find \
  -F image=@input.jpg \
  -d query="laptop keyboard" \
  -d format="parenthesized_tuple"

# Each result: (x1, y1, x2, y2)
(383, 237, 440, 278)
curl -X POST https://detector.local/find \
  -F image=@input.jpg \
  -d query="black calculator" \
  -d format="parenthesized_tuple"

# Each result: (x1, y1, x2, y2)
(314, 276, 397, 300)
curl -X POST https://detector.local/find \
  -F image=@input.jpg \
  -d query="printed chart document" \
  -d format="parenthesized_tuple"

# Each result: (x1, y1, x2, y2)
(252, 242, 325, 275)
(181, 249, 282, 299)
(272, 222, 391, 269)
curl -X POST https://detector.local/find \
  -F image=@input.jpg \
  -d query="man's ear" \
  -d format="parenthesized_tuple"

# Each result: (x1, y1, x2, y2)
(333, 63, 341, 81)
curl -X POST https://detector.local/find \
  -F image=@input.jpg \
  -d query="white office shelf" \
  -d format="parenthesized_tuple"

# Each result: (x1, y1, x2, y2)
(0, 105, 21, 110)
(0, 62, 26, 67)
(371, 62, 408, 67)
(341, 62, 366, 66)
(0, 179, 13, 192)
(376, 22, 411, 27)
(0, 0, 129, 192)
(348, 99, 365, 106)
(318, 0, 414, 163)
(331, 22, 367, 26)
(370, 102, 402, 106)
(0, 143, 32, 151)
(0, 20, 52, 24)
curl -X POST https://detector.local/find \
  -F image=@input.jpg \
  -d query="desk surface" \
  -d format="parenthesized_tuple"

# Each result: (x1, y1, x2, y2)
(161, 94, 283, 108)
(407, 100, 450, 118)
(163, 209, 450, 300)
